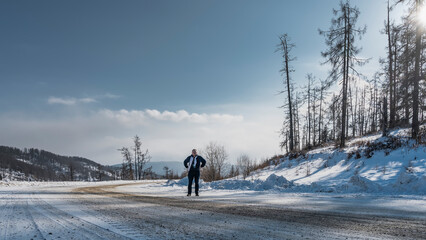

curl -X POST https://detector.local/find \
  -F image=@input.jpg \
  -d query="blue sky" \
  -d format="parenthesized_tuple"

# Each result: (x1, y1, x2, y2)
(0, 0, 406, 165)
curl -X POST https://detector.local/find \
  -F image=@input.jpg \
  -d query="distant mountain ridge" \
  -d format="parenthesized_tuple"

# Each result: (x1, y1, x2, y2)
(111, 161, 185, 176)
(0, 146, 117, 181)
(148, 161, 185, 175)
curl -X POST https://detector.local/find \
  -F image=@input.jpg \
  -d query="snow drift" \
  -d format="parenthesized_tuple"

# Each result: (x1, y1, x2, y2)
(168, 127, 426, 195)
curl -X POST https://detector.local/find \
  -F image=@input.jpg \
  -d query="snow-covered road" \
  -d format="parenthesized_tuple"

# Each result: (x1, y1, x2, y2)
(0, 183, 137, 239)
(1, 181, 425, 240)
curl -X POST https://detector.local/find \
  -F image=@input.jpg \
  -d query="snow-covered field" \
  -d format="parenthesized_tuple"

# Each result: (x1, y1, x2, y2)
(1, 128, 425, 239)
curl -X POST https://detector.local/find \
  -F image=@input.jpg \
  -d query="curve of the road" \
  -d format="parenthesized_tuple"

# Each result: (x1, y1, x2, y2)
(1, 182, 425, 240)
(73, 182, 426, 240)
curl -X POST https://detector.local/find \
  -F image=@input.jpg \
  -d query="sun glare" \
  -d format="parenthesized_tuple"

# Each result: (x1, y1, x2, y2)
(418, 4, 426, 27)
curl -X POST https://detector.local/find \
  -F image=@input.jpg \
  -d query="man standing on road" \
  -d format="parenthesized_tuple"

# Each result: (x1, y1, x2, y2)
(183, 149, 206, 196)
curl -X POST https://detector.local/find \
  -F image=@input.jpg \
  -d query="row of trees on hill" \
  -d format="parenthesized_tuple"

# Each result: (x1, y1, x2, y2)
(278, 0, 425, 153)
(0, 146, 117, 181)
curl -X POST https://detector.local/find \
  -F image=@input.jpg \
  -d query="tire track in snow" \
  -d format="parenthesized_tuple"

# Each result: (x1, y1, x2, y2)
(25, 199, 46, 240)
(71, 193, 303, 240)
(0, 194, 17, 240)
(0, 201, 12, 240)
(29, 188, 151, 240)
(28, 192, 131, 240)
(63, 192, 154, 239)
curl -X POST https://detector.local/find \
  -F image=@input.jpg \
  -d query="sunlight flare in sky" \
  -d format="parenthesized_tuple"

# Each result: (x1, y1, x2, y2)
(418, 3, 426, 27)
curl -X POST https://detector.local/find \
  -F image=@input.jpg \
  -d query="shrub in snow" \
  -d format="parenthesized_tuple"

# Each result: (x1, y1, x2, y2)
(355, 150, 362, 159)
(364, 136, 405, 159)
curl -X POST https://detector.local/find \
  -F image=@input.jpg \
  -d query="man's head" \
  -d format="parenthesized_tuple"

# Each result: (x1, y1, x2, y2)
(192, 149, 197, 156)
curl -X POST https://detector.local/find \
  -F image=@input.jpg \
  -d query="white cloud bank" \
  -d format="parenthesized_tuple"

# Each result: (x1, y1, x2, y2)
(0, 107, 281, 165)
(99, 109, 243, 126)
(48, 97, 96, 105)
(47, 94, 120, 106)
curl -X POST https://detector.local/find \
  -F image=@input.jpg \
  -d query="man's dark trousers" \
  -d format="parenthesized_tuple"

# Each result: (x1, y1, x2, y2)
(188, 170, 200, 195)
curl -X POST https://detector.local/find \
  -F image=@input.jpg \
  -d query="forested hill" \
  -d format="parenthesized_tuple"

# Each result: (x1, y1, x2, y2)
(0, 146, 117, 181)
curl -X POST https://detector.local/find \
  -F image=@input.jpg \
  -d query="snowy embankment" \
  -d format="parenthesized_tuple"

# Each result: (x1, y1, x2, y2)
(167, 127, 426, 195)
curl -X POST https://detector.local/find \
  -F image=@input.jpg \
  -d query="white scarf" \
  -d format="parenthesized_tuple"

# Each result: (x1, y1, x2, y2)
(188, 156, 197, 170)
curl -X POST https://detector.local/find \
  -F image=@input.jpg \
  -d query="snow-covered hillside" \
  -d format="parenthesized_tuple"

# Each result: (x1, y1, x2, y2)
(169, 127, 426, 195)
(0, 146, 118, 181)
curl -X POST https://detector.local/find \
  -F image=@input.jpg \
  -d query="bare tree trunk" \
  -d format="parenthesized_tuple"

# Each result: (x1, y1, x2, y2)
(387, 0, 396, 128)
(284, 37, 294, 151)
(383, 97, 388, 136)
(313, 89, 317, 146)
(393, 30, 398, 125)
(412, 0, 421, 140)
(318, 83, 324, 145)
(404, 33, 410, 125)
(277, 34, 296, 151)
(308, 78, 312, 148)
(332, 94, 336, 140)
(340, 5, 349, 148)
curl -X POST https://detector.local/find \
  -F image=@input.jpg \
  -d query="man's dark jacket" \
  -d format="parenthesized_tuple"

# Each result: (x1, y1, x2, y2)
(184, 155, 206, 172)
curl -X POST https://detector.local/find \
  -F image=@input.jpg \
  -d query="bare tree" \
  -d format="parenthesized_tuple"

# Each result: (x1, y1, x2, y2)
(163, 166, 169, 179)
(276, 33, 296, 152)
(389, 0, 424, 139)
(382, 96, 389, 136)
(201, 142, 228, 182)
(143, 166, 154, 179)
(304, 74, 316, 148)
(411, 0, 423, 140)
(228, 165, 239, 178)
(138, 149, 150, 179)
(317, 79, 328, 145)
(133, 135, 141, 179)
(385, 0, 397, 128)
(124, 135, 151, 180)
(236, 154, 254, 180)
(118, 147, 133, 180)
